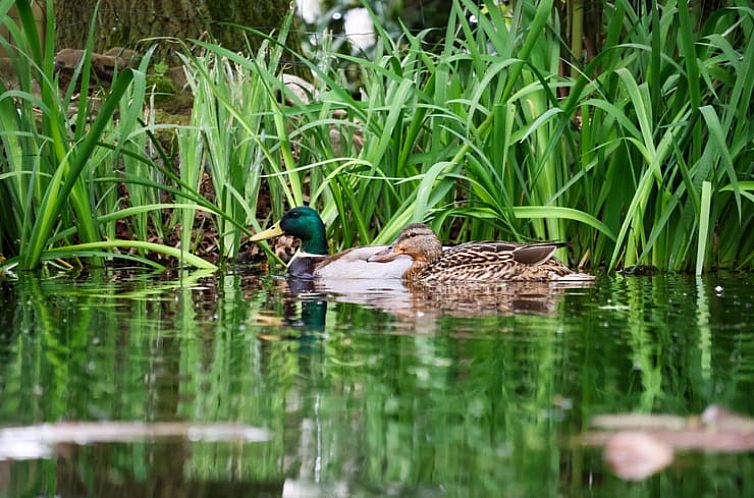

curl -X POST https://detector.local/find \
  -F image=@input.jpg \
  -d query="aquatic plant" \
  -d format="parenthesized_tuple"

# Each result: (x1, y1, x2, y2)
(0, 0, 217, 270)
(239, 0, 754, 273)
(2, 0, 752, 273)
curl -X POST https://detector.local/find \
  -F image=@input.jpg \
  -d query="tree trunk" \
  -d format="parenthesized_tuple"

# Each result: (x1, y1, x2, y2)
(54, 0, 300, 60)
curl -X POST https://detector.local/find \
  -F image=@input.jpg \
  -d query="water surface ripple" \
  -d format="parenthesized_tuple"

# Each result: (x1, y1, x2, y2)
(1, 270, 753, 497)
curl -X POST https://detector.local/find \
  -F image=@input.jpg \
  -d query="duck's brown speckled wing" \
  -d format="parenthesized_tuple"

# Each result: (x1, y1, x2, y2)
(419, 242, 578, 282)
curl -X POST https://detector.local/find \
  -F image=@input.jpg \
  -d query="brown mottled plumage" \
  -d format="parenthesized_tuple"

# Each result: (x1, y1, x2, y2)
(368, 223, 593, 283)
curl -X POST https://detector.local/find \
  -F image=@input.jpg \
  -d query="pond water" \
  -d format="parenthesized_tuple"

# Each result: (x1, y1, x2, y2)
(1, 270, 753, 497)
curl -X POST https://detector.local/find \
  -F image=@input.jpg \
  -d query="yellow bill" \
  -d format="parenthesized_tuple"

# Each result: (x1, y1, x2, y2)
(250, 222, 284, 241)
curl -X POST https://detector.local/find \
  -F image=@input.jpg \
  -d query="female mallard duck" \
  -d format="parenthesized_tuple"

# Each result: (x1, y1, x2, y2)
(250, 206, 411, 279)
(368, 223, 594, 282)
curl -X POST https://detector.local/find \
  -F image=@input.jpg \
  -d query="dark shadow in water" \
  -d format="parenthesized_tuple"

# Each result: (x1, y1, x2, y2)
(2, 443, 283, 498)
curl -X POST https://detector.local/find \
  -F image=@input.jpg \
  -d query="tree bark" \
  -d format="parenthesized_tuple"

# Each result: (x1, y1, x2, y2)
(54, 0, 299, 60)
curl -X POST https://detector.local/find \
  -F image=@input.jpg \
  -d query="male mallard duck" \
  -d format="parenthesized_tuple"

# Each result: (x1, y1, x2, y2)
(368, 223, 594, 282)
(250, 206, 411, 279)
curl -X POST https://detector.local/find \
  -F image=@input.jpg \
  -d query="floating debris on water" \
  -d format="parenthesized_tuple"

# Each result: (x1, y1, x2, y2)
(0, 421, 270, 461)
(581, 406, 754, 481)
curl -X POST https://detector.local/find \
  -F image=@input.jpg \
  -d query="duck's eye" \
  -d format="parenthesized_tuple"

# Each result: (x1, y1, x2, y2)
(290, 211, 300, 218)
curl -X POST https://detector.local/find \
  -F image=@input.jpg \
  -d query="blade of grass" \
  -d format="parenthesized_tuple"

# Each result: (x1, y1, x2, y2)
(21, 69, 136, 269)
(44, 240, 217, 270)
(695, 181, 712, 275)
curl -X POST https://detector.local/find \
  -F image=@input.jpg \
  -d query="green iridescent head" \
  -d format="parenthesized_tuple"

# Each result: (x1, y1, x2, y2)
(250, 206, 328, 255)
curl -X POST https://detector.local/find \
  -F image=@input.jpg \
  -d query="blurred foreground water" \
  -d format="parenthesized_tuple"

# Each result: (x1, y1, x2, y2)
(1, 270, 753, 497)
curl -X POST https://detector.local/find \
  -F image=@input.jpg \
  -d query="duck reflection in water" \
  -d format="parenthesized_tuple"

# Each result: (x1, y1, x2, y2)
(251, 278, 329, 347)
(311, 277, 592, 319)
(278, 275, 593, 329)
(284, 277, 328, 332)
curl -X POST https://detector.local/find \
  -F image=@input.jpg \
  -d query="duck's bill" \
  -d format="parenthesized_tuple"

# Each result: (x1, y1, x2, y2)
(250, 222, 284, 241)
(367, 245, 399, 263)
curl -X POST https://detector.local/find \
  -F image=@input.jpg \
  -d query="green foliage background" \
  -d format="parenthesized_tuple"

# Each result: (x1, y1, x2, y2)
(1, 0, 753, 273)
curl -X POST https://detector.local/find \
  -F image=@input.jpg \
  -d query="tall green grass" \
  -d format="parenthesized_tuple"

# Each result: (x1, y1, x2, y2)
(0, 0, 216, 270)
(231, 0, 753, 272)
(2, 0, 752, 273)
(264, 0, 753, 272)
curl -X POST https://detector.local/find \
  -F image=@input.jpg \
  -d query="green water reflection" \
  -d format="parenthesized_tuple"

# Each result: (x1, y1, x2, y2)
(1, 270, 754, 497)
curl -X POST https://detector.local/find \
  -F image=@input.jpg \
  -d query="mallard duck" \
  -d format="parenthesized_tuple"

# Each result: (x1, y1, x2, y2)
(250, 206, 411, 279)
(367, 223, 594, 282)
